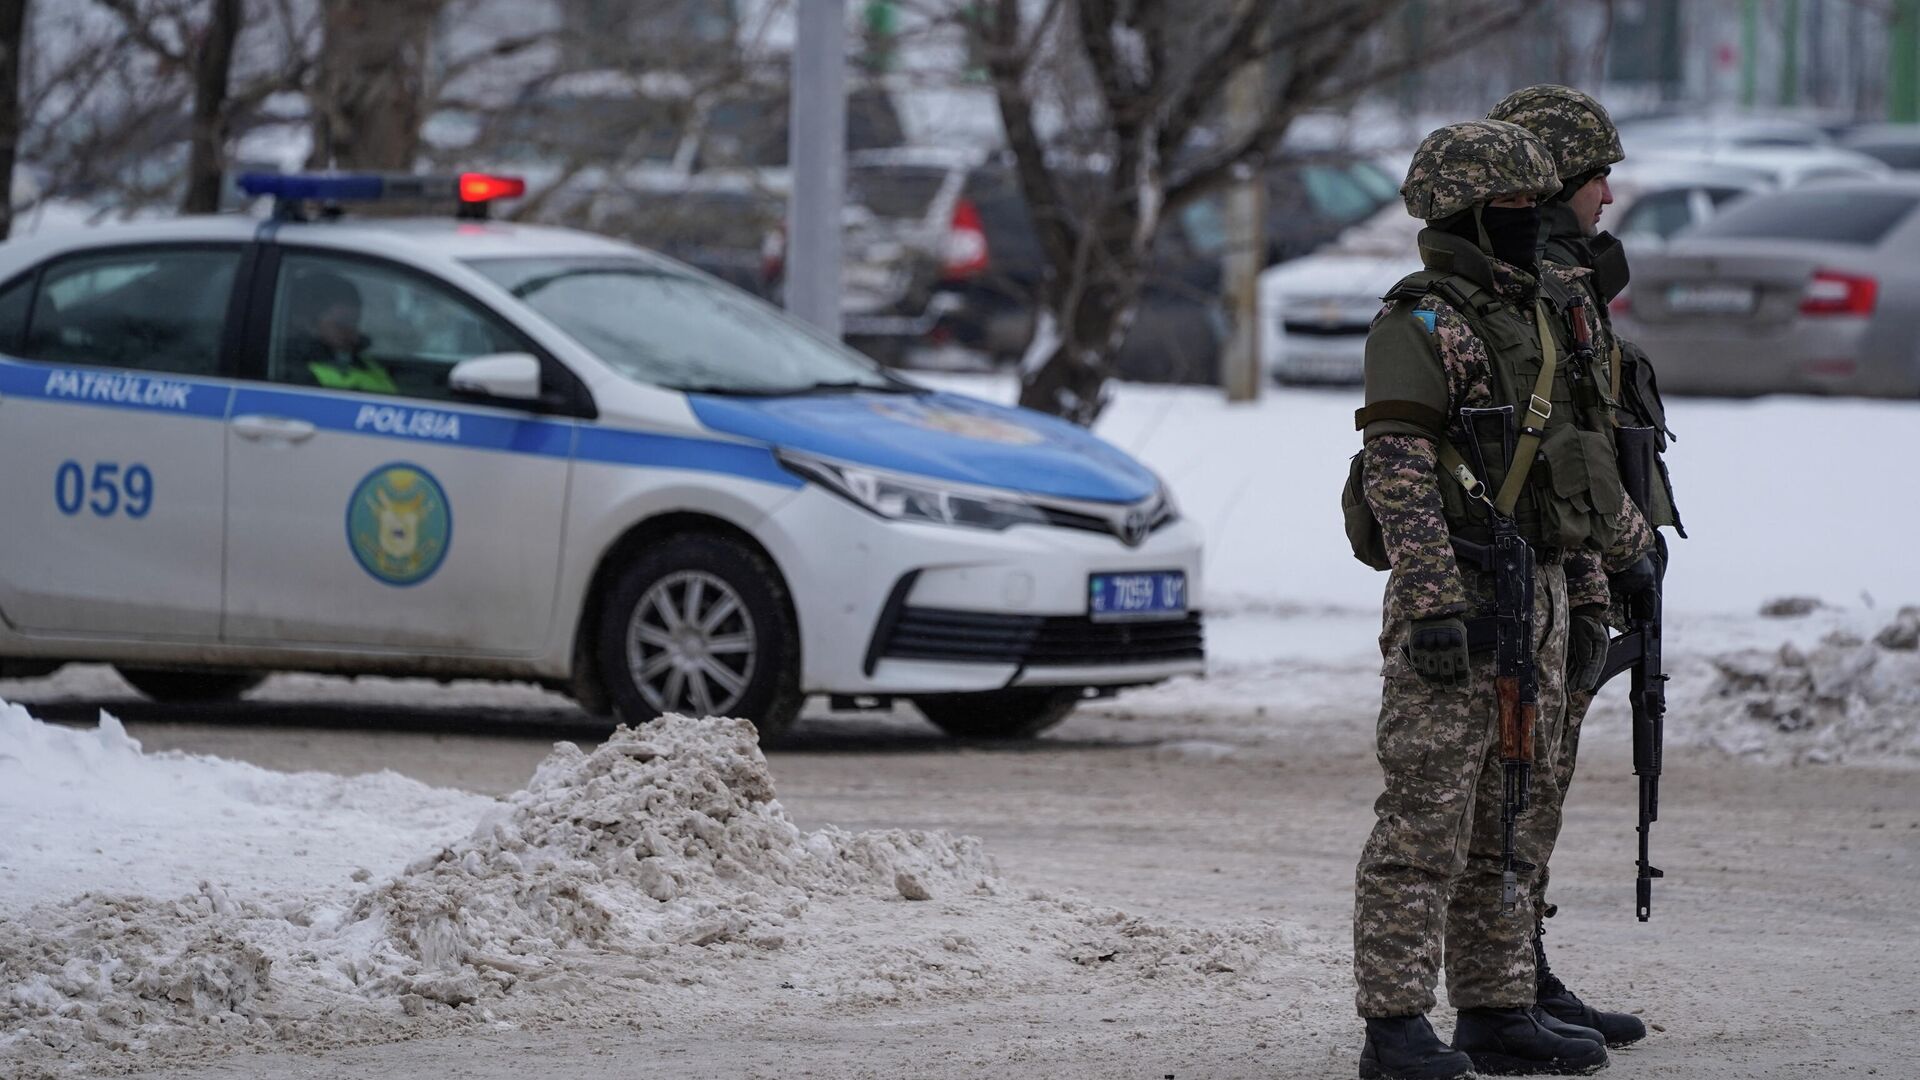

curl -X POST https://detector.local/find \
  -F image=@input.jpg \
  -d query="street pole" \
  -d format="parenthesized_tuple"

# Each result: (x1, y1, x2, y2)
(1780, 0, 1801, 107)
(787, 0, 848, 340)
(1741, 0, 1758, 108)
(1219, 73, 1266, 404)
(1894, 0, 1920, 123)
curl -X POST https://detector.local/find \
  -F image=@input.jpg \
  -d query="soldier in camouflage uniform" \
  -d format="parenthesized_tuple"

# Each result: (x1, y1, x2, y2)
(1489, 84, 1684, 1050)
(1348, 120, 1654, 1079)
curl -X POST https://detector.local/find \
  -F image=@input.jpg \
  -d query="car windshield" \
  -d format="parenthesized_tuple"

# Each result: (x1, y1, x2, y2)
(1689, 189, 1917, 245)
(469, 256, 906, 395)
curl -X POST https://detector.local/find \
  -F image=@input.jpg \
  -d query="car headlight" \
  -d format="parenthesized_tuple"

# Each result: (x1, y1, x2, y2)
(776, 450, 1047, 530)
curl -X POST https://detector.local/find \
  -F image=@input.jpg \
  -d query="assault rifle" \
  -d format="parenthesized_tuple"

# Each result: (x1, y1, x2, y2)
(1458, 404, 1536, 914)
(1597, 425, 1667, 922)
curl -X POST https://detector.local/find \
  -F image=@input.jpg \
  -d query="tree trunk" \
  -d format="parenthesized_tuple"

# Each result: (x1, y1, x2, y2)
(181, 0, 242, 214)
(310, 0, 443, 171)
(0, 0, 28, 241)
(1014, 209, 1150, 425)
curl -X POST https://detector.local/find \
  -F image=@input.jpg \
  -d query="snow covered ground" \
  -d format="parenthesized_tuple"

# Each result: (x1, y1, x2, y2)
(2, 378, 1917, 1078)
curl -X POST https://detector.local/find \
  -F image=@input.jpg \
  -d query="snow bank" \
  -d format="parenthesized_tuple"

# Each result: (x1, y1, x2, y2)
(0, 705, 1296, 1079)
(1674, 608, 1920, 766)
(0, 701, 498, 910)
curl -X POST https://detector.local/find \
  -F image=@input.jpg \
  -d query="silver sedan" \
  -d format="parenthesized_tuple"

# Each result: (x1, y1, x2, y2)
(1613, 178, 1920, 398)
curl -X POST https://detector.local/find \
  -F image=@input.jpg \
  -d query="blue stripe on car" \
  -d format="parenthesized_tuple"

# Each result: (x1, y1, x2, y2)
(0, 357, 798, 488)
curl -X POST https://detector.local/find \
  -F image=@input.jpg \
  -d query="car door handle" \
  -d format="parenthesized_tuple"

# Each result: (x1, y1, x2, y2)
(231, 415, 317, 443)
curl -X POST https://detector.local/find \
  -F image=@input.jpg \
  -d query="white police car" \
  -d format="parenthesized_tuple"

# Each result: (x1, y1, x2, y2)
(0, 173, 1202, 739)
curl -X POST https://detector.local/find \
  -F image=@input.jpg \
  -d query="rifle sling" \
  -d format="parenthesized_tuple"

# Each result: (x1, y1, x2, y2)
(1491, 301, 1560, 517)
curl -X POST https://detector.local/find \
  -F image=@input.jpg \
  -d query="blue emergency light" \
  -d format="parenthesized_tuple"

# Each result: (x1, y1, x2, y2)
(236, 171, 526, 219)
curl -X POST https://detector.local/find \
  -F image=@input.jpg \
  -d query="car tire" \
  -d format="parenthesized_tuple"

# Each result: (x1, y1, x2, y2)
(115, 666, 266, 703)
(597, 532, 802, 743)
(912, 688, 1081, 740)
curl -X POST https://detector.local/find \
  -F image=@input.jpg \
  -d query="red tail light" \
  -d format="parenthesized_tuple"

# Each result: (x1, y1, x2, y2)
(942, 197, 990, 281)
(1609, 288, 1631, 317)
(458, 173, 526, 203)
(1800, 269, 1877, 316)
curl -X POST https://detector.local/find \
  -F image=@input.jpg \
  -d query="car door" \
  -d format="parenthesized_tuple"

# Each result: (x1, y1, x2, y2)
(221, 247, 576, 654)
(0, 244, 245, 638)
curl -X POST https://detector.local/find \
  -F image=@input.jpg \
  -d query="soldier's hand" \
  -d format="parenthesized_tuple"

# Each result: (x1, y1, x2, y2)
(1609, 553, 1658, 599)
(1405, 616, 1471, 687)
(1567, 604, 1610, 692)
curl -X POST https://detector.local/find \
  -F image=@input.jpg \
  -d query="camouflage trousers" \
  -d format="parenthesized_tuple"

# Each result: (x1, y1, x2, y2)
(1353, 562, 1571, 1017)
(1528, 686, 1594, 927)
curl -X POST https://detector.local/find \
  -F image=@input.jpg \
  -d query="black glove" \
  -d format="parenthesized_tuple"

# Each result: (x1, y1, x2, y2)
(1567, 604, 1610, 693)
(1406, 615, 1471, 687)
(1609, 553, 1658, 600)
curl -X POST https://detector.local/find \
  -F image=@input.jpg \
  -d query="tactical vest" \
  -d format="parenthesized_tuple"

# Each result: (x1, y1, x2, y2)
(1347, 261, 1628, 566)
(1542, 224, 1686, 536)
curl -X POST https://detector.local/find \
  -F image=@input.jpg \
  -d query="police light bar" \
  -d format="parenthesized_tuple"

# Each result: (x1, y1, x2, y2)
(236, 172, 526, 219)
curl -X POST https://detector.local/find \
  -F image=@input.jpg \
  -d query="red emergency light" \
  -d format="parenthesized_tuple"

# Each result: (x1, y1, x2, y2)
(459, 173, 527, 204)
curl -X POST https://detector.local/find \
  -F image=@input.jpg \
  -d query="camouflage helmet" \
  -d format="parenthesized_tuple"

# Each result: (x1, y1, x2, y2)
(1487, 84, 1625, 182)
(1399, 119, 1563, 221)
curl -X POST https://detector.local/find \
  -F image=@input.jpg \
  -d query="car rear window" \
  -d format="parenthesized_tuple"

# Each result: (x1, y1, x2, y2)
(848, 166, 947, 220)
(1690, 189, 1917, 245)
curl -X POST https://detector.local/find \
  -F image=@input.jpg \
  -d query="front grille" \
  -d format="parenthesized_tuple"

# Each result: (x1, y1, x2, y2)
(876, 607, 1205, 667)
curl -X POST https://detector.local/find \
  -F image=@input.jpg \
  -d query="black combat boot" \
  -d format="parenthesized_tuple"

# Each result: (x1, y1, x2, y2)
(1453, 1007, 1609, 1075)
(1532, 1005, 1605, 1047)
(1535, 921, 1648, 1047)
(1358, 1015, 1474, 1079)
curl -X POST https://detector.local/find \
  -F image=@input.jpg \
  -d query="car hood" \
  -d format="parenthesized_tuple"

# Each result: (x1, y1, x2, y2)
(687, 390, 1158, 503)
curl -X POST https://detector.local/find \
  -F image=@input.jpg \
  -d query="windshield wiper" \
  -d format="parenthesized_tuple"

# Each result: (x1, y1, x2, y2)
(788, 380, 923, 395)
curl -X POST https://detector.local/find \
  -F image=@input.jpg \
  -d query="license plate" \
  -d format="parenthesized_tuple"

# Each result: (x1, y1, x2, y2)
(1089, 571, 1188, 622)
(1665, 282, 1756, 316)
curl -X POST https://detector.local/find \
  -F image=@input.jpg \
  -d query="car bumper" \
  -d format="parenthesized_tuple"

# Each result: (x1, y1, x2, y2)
(1265, 327, 1368, 385)
(1616, 315, 1914, 397)
(758, 485, 1207, 696)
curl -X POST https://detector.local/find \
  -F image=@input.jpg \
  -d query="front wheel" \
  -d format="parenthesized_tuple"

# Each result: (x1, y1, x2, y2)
(597, 533, 802, 743)
(116, 666, 266, 703)
(913, 688, 1081, 740)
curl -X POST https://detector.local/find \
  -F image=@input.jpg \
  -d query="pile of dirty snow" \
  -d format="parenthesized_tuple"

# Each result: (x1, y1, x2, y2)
(1, 705, 1297, 1079)
(1678, 608, 1920, 766)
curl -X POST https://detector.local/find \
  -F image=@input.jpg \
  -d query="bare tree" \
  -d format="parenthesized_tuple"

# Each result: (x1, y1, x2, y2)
(309, 0, 445, 171)
(182, 0, 241, 212)
(0, 0, 26, 240)
(972, 0, 1530, 423)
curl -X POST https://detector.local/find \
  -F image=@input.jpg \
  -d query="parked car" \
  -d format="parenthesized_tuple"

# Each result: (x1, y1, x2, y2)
(1841, 123, 1920, 173)
(0, 172, 1204, 741)
(1256, 158, 1760, 385)
(1631, 144, 1891, 190)
(1617, 113, 1835, 152)
(782, 148, 1397, 384)
(1613, 178, 1920, 398)
(766, 148, 1227, 383)
(1608, 160, 1772, 250)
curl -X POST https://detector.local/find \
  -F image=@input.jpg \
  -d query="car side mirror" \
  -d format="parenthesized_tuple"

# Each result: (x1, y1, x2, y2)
(449, 352, 541, 402)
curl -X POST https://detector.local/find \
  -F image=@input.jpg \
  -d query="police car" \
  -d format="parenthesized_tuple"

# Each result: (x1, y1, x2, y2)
(0, 173, 1203, 740)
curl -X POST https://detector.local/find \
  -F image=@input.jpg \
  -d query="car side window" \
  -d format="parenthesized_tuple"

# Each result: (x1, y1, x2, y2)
(268, 252, 523, 402)
(19, 248, 240, 375)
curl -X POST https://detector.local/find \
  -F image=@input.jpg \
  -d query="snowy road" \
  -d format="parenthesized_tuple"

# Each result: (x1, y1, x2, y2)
(6, 660, 1911, 1080)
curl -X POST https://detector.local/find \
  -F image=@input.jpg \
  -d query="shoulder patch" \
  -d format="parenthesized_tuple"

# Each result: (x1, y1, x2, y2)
(1413, 309, 1437, 334)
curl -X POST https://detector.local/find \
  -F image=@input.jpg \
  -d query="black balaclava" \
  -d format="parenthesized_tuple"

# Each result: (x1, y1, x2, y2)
(1435, 203, 1541, 275)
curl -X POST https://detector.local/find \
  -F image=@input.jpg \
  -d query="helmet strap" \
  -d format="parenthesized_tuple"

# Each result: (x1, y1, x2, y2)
(1473, 204, 1495, 259)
